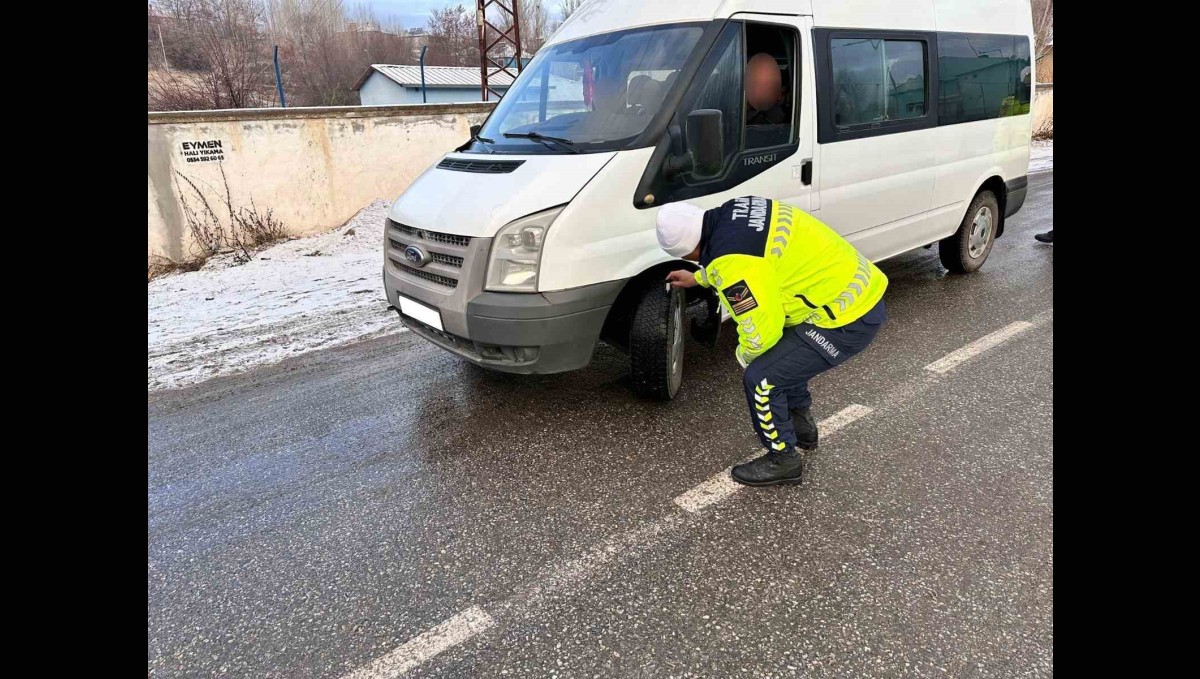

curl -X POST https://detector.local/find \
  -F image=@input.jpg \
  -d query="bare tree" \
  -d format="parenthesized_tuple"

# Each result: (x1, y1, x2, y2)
(486, 0, 547, 72)
(425, 4, 476, 67)
(149, 0, 420, 110)
(148, 4, 169, 68)
(559, 0, 585, 21)
(262, 0, 415, 106)
(264, 0, 358, 106)
(353, 18, 417, 67)
(149, 0, 274, 110)
(1032, 0, 1052, 60)
(518, 0, 549, 54)
(155, 0, 213, 71)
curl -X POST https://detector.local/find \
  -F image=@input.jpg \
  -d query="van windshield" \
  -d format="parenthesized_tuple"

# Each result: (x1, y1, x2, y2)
(470, 23, 705, 154)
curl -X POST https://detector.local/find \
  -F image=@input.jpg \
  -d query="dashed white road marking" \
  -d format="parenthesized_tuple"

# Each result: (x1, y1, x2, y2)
(673, 404, 874, 513)
(924, 321, 1035, 374)
(342, 606, 495, 679)
(672, 472, 742, 515)
(817, 403, 873, 432)
(344, 311, 1054, 674)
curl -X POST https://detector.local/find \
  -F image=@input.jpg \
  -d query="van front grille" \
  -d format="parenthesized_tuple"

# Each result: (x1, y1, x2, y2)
(389, 221, 471, 247)
(390, 258, 458, 288)
(389, 239, 464, 268)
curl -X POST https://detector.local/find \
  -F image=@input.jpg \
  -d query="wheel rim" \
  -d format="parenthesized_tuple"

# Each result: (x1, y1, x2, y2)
(668, 292, 683, 395)
(968, 206, 993, 259)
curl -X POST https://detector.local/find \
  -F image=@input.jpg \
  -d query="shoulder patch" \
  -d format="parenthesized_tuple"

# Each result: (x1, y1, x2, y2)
(723, 279, 759, 316)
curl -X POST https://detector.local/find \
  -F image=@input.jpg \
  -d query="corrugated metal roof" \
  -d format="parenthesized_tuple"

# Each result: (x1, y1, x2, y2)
(362, 65, 516, 90)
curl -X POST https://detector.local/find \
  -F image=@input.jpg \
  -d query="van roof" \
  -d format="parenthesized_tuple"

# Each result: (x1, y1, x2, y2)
(544, 0, 730, 49)
(543, 0, 1032, 50)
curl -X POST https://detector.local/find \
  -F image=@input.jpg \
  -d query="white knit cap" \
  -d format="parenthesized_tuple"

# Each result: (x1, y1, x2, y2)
(656, 201, 706, 258)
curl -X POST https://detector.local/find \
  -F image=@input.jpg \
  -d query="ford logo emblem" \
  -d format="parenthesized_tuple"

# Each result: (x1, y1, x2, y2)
(404, 245, 431, 267)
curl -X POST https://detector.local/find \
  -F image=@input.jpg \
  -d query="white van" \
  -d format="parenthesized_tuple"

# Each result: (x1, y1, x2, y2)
(384, 0, 1035, 399)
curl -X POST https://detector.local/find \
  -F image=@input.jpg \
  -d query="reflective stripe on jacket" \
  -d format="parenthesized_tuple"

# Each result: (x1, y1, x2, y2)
(693, 197, 888, 366)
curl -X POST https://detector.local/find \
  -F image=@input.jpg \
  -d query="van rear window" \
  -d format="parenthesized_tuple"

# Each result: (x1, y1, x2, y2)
(937, 33, 1032, 124)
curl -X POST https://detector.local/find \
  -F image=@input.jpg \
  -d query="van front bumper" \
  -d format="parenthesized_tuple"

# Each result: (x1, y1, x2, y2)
(385, 262, 624, 374)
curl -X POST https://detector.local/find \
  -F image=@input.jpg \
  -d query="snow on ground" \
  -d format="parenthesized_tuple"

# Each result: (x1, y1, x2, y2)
(148, 200, 404, 391)
(1030, 139, 1053, 174)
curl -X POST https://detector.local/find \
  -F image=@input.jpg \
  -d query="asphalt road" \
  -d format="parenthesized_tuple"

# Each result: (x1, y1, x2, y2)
(149, 173, 1053, 678)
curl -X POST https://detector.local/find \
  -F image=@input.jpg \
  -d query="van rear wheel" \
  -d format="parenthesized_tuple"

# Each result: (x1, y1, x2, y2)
(939, 190, 999, 273)
(629, 281, 685, 401)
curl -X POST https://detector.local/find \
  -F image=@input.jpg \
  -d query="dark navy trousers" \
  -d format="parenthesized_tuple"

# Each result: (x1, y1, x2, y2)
(743, 299, 887, 452)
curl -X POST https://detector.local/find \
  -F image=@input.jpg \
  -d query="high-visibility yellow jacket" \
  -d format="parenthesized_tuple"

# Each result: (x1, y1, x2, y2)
(693, 197, 888, 367)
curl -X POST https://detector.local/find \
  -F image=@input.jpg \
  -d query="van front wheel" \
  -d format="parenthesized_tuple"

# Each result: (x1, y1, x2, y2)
(939, 190, 999, 273)
(629, 281, 685, 401)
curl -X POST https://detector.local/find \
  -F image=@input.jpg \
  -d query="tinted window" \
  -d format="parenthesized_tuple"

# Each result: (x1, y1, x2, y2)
(938, 32, 1032, 124)
(830, 39, 927, 127)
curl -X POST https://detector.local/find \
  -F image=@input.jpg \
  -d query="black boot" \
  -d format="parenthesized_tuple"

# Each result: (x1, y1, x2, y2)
(731, 447, 805, 487)
(790, 406, 818, 450)
(1034, 230, 1053, 243)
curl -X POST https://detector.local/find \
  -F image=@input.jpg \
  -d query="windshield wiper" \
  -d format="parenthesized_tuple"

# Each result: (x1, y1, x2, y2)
(473, 135, 497, 153)
(503, 131, 580, 153)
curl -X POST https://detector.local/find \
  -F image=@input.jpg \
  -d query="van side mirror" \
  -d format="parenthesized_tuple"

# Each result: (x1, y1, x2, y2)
(664, 109, 724, 179)
(470, 124, 482, 138)
(686, 109, 724, 178)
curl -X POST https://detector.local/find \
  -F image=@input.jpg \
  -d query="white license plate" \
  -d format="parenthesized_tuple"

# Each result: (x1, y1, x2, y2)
(398, 295, 444, 331)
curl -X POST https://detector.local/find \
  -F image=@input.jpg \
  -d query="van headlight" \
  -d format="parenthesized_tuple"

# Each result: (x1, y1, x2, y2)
(485, 207, 563, 292)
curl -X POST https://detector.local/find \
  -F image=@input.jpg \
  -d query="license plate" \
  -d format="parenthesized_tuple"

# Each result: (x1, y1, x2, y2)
(398, 295, 444, 331)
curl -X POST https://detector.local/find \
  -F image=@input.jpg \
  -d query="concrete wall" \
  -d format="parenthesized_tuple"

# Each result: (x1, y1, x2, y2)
(1032, 83, 1053, 137)
(148, 102, 494, 261)
(358, 72, 504, 105)
(1036, 48, 1053, 84)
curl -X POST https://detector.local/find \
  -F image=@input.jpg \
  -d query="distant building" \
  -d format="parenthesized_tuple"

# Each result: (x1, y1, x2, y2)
(344, 20, 382, 33)
(353, 65, 515, 104)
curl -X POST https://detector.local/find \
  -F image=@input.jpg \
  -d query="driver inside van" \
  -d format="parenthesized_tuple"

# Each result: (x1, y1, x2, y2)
(745, 52, 790, 147)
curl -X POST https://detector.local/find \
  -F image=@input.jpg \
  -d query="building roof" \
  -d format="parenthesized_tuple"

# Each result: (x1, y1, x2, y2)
(353, 65, 517, 92)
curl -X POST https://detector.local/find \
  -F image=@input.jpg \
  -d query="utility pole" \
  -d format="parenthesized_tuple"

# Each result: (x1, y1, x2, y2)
(157, 24, 169, 70)
(476, 1, 523, 101)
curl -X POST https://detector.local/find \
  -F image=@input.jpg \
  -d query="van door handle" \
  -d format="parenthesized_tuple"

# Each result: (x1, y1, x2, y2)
(801, 159, 813, 186)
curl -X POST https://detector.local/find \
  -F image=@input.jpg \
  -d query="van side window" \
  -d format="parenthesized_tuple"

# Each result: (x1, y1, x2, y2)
(937, 33, 1032, 124)
(830, 39, 927, 127)
(633, 20, 804, 208)
(744, 23, 797, 149)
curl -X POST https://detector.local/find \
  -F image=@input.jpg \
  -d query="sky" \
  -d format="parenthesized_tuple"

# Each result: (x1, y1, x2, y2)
(358, 0, 449, 30)
(359, 0, 565, 33)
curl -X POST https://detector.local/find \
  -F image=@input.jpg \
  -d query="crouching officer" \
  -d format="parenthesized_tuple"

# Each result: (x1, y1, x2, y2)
(657, 197, 888, 487)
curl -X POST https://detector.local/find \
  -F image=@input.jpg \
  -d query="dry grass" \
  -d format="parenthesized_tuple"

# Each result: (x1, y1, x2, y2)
(148, 254, 204, 282)
(173, 164, 289, 266)
(149, 164, 290, 282)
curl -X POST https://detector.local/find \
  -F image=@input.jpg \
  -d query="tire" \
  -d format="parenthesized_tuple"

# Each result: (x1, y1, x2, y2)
(629, 280, 685, 400)
(939, 190, 999, 273)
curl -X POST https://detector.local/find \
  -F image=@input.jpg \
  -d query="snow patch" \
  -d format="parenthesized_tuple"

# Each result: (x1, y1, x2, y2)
(148, 200, 405, 391)
(1030, 139, 1053, 174)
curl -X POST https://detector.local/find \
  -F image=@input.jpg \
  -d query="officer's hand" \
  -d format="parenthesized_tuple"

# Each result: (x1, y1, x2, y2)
(665, 270, 698, 289)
